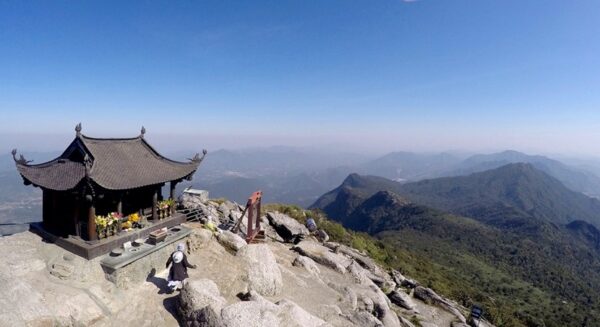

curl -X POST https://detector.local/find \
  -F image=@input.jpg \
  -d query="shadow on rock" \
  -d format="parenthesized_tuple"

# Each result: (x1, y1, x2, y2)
(146, 268, 169, 294)
(163, 295, 181, 324)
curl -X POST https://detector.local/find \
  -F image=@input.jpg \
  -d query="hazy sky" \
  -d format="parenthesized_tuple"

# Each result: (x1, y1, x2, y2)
(1, 1, 600, 156)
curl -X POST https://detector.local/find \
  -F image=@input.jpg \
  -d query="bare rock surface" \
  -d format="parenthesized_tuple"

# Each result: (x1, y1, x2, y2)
(266, 211, 309, 241)
(292, 255, 321, 276)
(0, 203, 493, 327)
(220, 295, 330, 327)
(293, 240, 352, 274)
(237, 244, 283, 296)
(389, 289, 417, 311)
(216, 230, 247, 252)
(414, 286, 466, 323)
(186, 227, 214, 252)
(178, 279, 227, 327)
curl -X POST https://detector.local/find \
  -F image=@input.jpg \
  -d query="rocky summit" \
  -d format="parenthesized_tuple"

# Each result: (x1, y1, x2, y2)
(0, 198, 493, 327)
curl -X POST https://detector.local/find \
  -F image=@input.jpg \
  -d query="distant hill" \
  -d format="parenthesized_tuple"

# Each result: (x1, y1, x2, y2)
(311, 173, 401, 210)
(174, 149, 600, 208)
(443, 150, 600, 198)
(400, 163, 600, 228)
(314, 163, 600, 228)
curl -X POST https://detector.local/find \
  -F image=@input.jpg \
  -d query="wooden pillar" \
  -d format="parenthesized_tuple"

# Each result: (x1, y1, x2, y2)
(170, 181, 177, 200)
(117, 195, 123, 215)
(116, 193, 123, 234)
(152, 189, 158, 221)
(88, 203, 97, 241)
(73, 199, 80, 237)
(170, 181, 177, 214)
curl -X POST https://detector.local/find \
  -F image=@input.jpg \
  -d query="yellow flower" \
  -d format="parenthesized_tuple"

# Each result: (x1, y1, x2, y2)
(129, 213, 140, 222)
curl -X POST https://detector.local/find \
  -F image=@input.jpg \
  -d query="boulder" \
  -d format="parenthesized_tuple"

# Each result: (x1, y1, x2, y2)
(220, 298, 329, 327)
(292, 241, 352, 274)
(388, 289, 416, 311)
(372, 277, 396, 294)
(413, 286, 466, 323)
(262, 217, 285, 242)
(221, 299, 279, 327)
(326, 243, 389, 280)
(216, 230, 247, 252)
(292, 255, 321, 276)
(237, 244, 283, 296)
(218, 203, 231, 217)
(181, 189, 209, 207)
(346, 310, 385, 327)
(266, 212, 309, 241)
(357, 284, 401, 327)
(276, 299, 330, 327)
(390, 270, 406, 285)
(187, 228, 214, 253)
(400, 279, 418, 289)
(178, 279, 227, 327)
(347, 260, 371, 285)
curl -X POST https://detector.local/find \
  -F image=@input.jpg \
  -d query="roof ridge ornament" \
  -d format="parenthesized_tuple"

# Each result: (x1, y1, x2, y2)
(140, 126, 146, 138)
(75, 123, 82, 137)
(190, 149, 208, 163)
(11, 149, 32, 165)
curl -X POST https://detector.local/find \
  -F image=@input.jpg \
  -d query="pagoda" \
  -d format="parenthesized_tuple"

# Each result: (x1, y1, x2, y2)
(12, 124, 206, 247)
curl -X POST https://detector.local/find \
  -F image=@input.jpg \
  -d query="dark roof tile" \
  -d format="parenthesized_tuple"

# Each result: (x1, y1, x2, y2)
(16, 159, 85, 191)
(15, 133, 203, 191)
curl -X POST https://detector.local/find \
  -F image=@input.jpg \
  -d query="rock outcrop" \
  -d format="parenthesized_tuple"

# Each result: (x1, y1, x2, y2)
(237, 244, 283, 296)
(216, 230, 247, 252)
(414, 286, 466, 323)
(178, 279, 227, 327)
(389, 289, 417, 311)
(292, 241, 352, 274)
(266, 211, 309, 241)
(292, 255, 321, 276)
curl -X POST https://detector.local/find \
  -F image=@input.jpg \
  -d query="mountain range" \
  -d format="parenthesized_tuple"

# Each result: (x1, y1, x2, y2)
(311, 164, 600, 326)
(198, 149, 600, 206)
(4, 147, 600, 231)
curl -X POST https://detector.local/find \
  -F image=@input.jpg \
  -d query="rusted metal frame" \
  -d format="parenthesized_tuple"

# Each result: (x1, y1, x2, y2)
(245, 191, 262, 243)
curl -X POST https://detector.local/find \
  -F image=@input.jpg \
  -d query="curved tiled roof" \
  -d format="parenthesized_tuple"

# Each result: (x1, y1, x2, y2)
(79, 135, 200, 190)
(16, 159, 86, 191)
(14, 132, 203, 191)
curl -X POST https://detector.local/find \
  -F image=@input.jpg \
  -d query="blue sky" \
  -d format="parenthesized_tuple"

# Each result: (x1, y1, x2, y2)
(1, 1, 599, 155)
